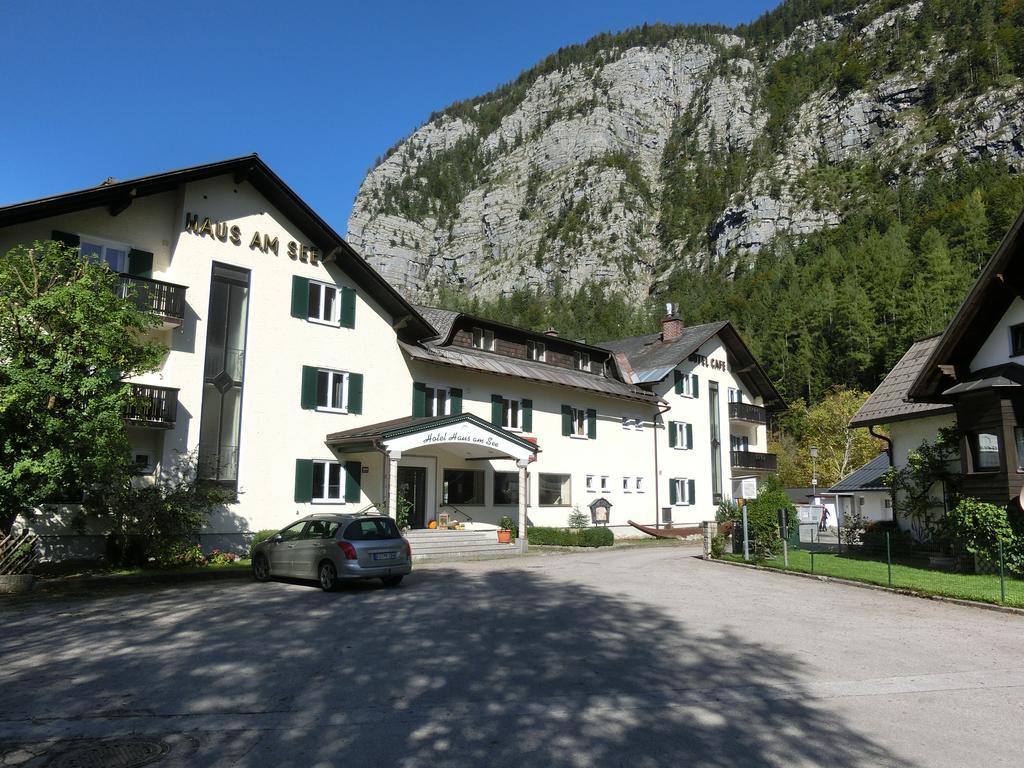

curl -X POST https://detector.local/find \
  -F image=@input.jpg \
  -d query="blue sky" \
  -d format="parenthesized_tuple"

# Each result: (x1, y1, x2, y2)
(0, 0, 778, 235)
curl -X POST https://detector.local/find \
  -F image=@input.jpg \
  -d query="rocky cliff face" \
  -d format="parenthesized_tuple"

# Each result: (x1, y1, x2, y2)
(347, 0, 1024, 302)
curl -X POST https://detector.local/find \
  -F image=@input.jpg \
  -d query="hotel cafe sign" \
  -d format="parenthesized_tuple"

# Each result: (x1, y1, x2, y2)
(183, 212, 323, 265)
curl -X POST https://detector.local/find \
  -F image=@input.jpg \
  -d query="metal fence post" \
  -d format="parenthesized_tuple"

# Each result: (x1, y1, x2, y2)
(742, 506, 749, 562)
(810, 551, 815, 574)
(999, 539, 1006, 606)
(886, 531, 892, 587)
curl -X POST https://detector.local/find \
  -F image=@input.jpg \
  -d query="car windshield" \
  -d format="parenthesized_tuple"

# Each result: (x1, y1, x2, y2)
(345, 518, 401, 541)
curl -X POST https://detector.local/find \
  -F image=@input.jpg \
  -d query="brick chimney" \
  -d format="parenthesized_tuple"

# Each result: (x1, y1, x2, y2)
(662, 302, 684, 342)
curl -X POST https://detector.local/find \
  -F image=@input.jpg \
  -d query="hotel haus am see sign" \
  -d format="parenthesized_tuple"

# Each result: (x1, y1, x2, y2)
(183, 212, 322, 265)
(421, 426, 502, 451)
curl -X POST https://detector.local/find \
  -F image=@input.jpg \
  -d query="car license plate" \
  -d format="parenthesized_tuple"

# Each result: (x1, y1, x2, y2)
(373, 552, 396, 561)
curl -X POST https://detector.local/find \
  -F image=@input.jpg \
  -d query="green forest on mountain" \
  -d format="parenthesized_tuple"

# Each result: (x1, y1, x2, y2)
(440, 161, 1024, 405)
(409, 0, 1024, 407)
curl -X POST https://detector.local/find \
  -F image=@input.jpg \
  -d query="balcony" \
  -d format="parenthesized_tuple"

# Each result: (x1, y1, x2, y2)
(117, 274, 187, 328)
(731, 450, 778, 472)
(126, 384, 178, 428)
(729, 401, 767, 424)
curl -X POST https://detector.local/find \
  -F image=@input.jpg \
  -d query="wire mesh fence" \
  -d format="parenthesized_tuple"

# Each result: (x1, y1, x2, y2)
(721, 518, 1023, 609)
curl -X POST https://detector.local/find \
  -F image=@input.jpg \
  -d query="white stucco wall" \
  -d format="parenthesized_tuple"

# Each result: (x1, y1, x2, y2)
(970, 296, 1024, 371)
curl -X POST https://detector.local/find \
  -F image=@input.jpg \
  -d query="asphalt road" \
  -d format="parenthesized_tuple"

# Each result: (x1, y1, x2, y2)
(1, 545, 1022, 767)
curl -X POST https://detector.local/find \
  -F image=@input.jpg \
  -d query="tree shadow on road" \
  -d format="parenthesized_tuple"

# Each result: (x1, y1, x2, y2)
(1, 565, 915, 767)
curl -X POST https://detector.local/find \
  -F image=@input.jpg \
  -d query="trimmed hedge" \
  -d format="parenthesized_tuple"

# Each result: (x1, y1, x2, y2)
(528, 526, 614, 547)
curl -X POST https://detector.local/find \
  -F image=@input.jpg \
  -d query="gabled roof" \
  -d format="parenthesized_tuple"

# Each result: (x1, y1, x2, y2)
(908, 205, 1024, 401)
(828, 453, 890, 493)
(399, 341, 661, 404)
(598, 321, 785, 410)
(325, 412, 540, 453)
(0, 154, 434, 340)
(849, 335, 955, 427)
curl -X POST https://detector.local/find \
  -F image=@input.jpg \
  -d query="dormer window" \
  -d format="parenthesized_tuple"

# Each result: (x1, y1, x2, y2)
(472, 327, 494, 351)
(528, 340, 546, 362)
(575, 351, 590, 371)
(1011, 323, 1024, 356)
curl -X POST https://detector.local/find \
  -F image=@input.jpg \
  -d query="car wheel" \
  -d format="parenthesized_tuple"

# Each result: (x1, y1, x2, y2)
(318, 561, 337, 592)
(381, 575, 403, 588)
(253, 555, 271, 582)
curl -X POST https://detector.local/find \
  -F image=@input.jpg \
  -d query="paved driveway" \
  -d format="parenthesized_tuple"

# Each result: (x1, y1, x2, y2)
(1, 545, 1021, 767)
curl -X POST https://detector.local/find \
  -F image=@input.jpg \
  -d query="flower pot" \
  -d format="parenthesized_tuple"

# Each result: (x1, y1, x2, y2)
(497, 529, 513, 544)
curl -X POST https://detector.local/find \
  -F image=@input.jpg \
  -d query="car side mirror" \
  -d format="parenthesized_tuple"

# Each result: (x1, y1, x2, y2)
(271, 534, 284, 543)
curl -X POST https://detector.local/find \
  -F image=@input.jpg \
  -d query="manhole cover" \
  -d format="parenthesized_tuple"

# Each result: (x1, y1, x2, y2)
(47, 739, 168, 768)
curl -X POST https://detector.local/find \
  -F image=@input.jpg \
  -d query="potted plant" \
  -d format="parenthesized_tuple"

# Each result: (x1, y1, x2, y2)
(498, 516, 515, 544)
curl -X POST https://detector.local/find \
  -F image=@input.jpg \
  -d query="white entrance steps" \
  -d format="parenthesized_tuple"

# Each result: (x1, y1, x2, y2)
(404, 529, 521, 561)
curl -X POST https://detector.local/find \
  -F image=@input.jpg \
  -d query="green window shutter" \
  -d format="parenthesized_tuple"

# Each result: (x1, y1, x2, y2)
(687, 479, 696, 505)
(669, 422, 678, 448)
(561, 405, 572, 436)
(586, 408, 597, 439)
(294, 459, 313, 503)
(52, 230, 80, 248)
(491, 394, 503, 427)
(291, 276, 310, 318)
(412, 382, 427, 417)
(669, 480, 678, 505)
(344, 461, 362, 503)
(301, 366, 318, 409)
(339, 286, 357, 328)
(674, 370, 684, 395)
(127, 249, 153, 278)
(521, 398, 533, 432)
(450, 388, 463, 415)
(686, 423, 694, 450)
(347, 372, 363, 414)
(691, 374, 700, 398)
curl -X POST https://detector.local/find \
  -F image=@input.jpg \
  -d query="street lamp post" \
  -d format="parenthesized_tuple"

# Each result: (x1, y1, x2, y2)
(809, 446, 819, 495)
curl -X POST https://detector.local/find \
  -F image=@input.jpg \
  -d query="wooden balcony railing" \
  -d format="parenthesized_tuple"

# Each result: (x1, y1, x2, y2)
(730, 450, 778, 472)
(117, 274, 187, 324)
(126, 384, 178, 428)
(728, 401, 767, 424)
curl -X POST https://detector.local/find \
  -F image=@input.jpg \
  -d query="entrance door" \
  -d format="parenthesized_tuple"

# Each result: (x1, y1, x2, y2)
(397, 466, 427, 529)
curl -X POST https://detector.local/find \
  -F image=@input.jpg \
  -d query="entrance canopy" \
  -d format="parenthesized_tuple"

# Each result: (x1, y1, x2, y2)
(325, 412, 539, 462)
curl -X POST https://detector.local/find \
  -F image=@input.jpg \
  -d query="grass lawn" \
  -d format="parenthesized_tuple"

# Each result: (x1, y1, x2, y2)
(721, 550, 1024, 608)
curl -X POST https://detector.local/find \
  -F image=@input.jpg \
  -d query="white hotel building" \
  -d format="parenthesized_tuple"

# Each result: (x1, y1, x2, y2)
(0, 156, 783, 556)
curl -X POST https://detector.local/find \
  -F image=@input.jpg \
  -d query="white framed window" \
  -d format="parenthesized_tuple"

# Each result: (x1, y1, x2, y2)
(675, 372, 697, 398)
(600, 475, 609, 492)
(622, 476, 632, 493)
(424, 386, 450, 418)
(572, 406, 587, 438)
(500, 397, 521, 430)
(539, 473, 571, 506)
(312, 460, 344, 503)
(730, 434, 749, 451)
(307, 280, 339, 325)
(528, 340, 546, 362)
(316, 369, 349, 412)
(574, 351, 591, 371)
(671, 478, 694, 506)
(670, 421, 693, 450)
(636, 476, 644, 493)
(472, 327, 495, 351)
(586, 474, 595, 492)
(728, 387, 744, 403)
(80, 236, 129, 273)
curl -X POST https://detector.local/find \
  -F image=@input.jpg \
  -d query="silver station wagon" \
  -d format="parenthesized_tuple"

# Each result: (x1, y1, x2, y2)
(252, 513, 412, 591)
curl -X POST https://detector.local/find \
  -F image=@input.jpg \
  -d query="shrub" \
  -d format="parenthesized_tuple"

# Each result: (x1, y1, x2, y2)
(207, 549, 239, 565)
(862, 521, 912, 554)
(743, 487, 796, 559)
(716, 500, 740, 524)
(250, 529, 279, 557)
(567, 507, 589, 529)
(156, 542, 206, 568)
(710, 534, 726, 559)
(945, 498, 1014, 565)
(528, 526, 614, 547)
